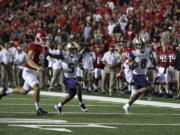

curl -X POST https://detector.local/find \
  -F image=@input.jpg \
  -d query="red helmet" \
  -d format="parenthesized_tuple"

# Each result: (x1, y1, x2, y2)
(34, 31, 49, 46)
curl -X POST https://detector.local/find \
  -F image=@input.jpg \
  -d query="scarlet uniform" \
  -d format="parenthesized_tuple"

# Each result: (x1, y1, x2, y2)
(25, 43, 48, 70)
(167, 49, 176, 67)
(157, 48, 176, 83)
(158, 49, 168, 67)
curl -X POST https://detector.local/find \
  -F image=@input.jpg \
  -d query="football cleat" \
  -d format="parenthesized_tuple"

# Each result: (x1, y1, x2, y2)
(123, 104, 130, 114)
(54, 104, 62, 114)
(80, 103, 88, 112)
(36, 108, 48, 115)
(0, 87, 7, 99)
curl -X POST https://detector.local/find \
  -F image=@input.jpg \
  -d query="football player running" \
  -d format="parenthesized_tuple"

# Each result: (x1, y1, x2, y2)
(47, 41, 88, 114)
(123, 37, 153, 114)
(0, 31, 49, 115)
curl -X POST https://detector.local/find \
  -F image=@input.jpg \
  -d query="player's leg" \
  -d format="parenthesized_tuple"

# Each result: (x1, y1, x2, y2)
(54, 78, 77, 114)
(23, 68, 48, 115)
(123, 75, 152, 114)
(76, 83, 88, 112)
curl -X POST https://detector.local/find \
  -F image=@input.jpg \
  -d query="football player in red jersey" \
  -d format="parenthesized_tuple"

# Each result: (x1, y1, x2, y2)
(156, 42, 175, 98)
(0, 31, 49, 115)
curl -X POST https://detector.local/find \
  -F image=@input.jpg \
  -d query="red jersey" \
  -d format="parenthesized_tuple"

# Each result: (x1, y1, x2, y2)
(167, 50, 176, 66)
(158, 50, 175, 67)
(25, 43, 48, 70)
(93, 51, 104, 69)
(158, 50, 168, 67)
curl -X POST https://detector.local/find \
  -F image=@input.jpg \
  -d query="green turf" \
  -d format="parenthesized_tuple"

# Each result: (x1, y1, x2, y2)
(0, 94, 180, 135)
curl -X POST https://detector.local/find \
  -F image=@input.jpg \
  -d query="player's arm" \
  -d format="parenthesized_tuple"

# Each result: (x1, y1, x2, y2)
(127, 55, 137, 70)
(27, 50, 42, 71)
(47, 51, 64, 60)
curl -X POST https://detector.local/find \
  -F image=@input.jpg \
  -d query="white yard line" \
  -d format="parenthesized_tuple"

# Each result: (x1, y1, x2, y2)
(1, 88, 180, 109)
(32, 91, 180, 109)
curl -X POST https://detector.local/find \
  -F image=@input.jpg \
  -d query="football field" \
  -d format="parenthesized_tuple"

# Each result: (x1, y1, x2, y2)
(1, 92, 180, 135)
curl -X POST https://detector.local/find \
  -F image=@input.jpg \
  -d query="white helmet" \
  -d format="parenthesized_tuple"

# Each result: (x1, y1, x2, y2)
(133, 36, 145, 51)
(66, 42, 79, 56)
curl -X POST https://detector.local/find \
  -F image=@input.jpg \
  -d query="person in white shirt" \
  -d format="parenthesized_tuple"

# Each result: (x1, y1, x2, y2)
(82, 47, 96, 92)
(14, 46, 26, 87)
(48, 44, 65, 92)
(40, 42, 54, 88)
(0, 42, 14, 87)
(102, 46, 121, 96)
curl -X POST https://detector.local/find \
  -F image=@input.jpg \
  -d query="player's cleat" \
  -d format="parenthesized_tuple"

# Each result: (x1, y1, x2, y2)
(80, 103, 88, 112)
(0, 87, 7, 99)
(36, 108, 48, 115)
(123, 104, 130, 114)
(54, 104, 62, 114)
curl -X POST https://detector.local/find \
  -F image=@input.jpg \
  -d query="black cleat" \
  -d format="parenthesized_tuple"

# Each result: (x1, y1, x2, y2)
(80, 103, 88, 112)
(54, 104, 62, 114)
(36, 108, 48, 115)
(0, 87, 7, 99)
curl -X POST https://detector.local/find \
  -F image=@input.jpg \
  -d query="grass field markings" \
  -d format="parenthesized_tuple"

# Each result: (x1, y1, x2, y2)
(1, 111, 180, 116)
(0, 118, 67, 124)
(9, 124, 73, 133)
(0, 118, 117, 133)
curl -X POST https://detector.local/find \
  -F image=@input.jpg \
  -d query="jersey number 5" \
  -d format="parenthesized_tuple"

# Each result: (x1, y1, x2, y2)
(68, 63, 75, 73)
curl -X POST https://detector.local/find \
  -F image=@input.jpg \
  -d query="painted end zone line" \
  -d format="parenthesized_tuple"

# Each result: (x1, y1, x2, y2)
(28, 91, 180, 109)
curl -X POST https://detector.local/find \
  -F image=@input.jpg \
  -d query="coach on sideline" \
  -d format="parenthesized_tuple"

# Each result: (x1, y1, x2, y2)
(101, 45, 121, 96)
(175, 42, 180, 99)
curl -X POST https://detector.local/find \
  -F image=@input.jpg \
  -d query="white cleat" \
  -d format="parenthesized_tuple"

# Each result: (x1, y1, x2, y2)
(123, 104, 130, 114)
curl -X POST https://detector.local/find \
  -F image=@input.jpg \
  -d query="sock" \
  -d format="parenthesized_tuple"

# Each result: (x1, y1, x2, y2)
(159, 89, 164, 94)
(154, 85, 159, 93)
(165, 89, 169, 94)
(35, 102, 40, 111)
(169, 90, 173, 95)
(6, 88, 13, 94)
(129, 92, 141, 105)
(79, 102, 83, 105)
(128, 85, 131, 91)
(57, 103, 62, 108)
(93, 84, 98, 89)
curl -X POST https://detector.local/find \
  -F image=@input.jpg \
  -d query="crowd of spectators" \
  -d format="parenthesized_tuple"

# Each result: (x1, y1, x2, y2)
(0, 0, 179, 48)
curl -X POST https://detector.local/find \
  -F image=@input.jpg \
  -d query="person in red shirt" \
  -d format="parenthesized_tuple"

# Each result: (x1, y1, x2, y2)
(0, 31, 49, 115)
(126, 24, 135, 40)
